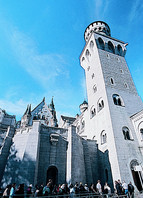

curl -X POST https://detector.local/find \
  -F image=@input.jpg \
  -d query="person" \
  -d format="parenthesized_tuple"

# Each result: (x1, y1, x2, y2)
(104, 182, 111, 197)
(74, 182, 79, 194)
(9, 183, 16, 198)
(96, 180, 102, 194)
(122, 181, 128, 195)
(84, 184, 89, 193)
(128, 182, 134, 198)
(26, 184, 33, 197)
(63, 183, 70, 196)
(69, 184, 75, 198)
(90, 184, 99, 194)
(3, 185, 11, 198)
(79, 182, 85, 194)
(34, 185, 39, 198)
(43, 183, 51, 196)
(15, 184, 24, 198)
(57, 184, 63, 195)
(37, 185, 43, 197)
(115, 180, 122, 195)
(52, 185, 58, 195)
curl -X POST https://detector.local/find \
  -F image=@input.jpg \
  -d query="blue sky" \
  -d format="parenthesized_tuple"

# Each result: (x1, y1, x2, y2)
(0, 0, 143, 120)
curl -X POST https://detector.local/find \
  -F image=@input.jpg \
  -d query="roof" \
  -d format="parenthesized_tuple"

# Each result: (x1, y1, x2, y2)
(80, 100, 88, 106)
(61, 115, 76, 123)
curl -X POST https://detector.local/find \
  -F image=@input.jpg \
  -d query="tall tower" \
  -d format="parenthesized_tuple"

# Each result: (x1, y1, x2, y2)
(80, 21, 143, 190)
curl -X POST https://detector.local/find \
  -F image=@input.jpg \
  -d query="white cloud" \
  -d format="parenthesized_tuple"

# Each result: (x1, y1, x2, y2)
(94, 0, 110, 19)
(9, 29, 69, 88)
(128, 0, 143, 23)
(0, 99, 34, 118)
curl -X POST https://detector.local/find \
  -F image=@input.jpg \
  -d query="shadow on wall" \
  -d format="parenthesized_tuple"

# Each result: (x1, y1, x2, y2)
(1, 143, 35, 188)
(98, 149, 114, 192)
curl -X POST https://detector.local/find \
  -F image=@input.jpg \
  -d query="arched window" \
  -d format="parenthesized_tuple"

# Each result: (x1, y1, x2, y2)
(77, 125, 80, 133)
(81, 119, 85, 129)
(90, 106, 96, 118)
(85, 49, 90, 60)
(108, 41, 115, 53)
(93, 84, 97, 93)
(117, 44, 122, 56)
(140, 129, 143, 140)
(101, 130, 107, 144)
(90, 40, 94, 49)
(138, 122, 143, 140)
(98, 98, 104, 112)
(82, 57, 85, 62)
(122, 126, 131, 140)
(98, 37, 105, 50)
(124, 83, 128, 89)
(112, 94, 124, 106)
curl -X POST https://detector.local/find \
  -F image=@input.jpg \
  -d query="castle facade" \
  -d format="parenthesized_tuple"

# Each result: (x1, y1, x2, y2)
(0, 21, 143, 193)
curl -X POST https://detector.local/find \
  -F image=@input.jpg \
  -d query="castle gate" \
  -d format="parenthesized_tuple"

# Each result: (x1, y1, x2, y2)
(47, 166, 58, 185)
(130, 160, 143, 191)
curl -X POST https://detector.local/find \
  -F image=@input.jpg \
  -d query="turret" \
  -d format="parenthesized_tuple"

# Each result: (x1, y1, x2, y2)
(49, 97, 58, 127)
(84, 21, 111, 42)
(79, 100, 88, 113)
(21, 104, 31, 127)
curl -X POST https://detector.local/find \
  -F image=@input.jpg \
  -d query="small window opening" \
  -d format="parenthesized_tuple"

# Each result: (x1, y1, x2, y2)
(111, 78, 114, 85)
(93, 85, 97, 93)
(98, 99, 104, 112)
(108, 41, 115, 53)
(90, 106, 96, 119)
(112, 94, 124, 106)
(122, 127, 131, 140)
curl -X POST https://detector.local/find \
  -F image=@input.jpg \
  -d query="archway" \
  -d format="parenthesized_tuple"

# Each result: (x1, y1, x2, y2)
(47, 166, 58, 185)
(130, 160, 143, 191)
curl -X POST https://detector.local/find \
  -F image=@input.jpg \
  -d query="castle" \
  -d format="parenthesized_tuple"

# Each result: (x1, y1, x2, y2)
(0, 21, 143, 193)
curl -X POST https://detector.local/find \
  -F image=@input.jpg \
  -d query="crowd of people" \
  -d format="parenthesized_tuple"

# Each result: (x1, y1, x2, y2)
(115, 180, 134, 197)
(0, 179, 134, 198)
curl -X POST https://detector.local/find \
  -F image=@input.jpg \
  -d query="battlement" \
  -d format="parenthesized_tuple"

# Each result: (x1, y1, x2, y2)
(84, 21, 111, 42)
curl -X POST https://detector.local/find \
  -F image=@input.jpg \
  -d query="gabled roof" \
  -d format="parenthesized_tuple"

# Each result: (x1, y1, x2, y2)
(31, 97, 45, 112)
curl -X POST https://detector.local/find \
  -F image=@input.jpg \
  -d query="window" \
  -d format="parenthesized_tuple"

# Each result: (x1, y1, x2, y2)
(92, 73, 95, 79)
(93, 84, 97, 93)
(90, 40, 94, 49)
(122, 126, 131, 140)
(98, 37, 105, 50)
(124, 83, 128, 89)
(90, 106, 96, 118)
(77, 125, 80, 133)
(138, 122, 143, 140)
(87, 66, 90, 71)
(98, 98, 104, 112)
(81, 119, 85, 129)
(110, 78, 114, 85)
(112, 94, 124, 106)
(140, 129, 143, 140)
(120, 69, 123, 73)
(85, 49, 90, 60)
(82, 57, 85, 62)
(101, 130, 107, 144)
(117, 44, 122, 56)
(108, 41, 115, 53)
